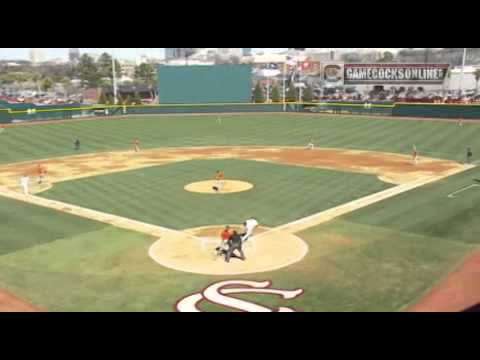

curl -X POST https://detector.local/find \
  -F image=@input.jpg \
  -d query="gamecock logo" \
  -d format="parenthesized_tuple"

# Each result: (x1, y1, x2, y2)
(175, 280, 304, 312)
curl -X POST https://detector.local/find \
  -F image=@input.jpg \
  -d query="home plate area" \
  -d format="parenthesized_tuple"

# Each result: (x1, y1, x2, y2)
(148, 225, 309, 276)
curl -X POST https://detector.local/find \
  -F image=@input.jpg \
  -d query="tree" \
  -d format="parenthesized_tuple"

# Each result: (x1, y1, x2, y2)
(98, 90, 107, 104)
(61, 77, 73, 96)
(40, 77, 53, 92)
(134, 63, 156, 86)
(76, 54, 101, 88)
(303, 85, 314, 102)
(474, 69, 480, 94)
(133, 92, 142, 105)
(286, 83, 297, 102)
(271, 85, 281, 102)
(378, 51, 394, 63)
(97, 53, 122, 81)
(253, 83, 264, 103)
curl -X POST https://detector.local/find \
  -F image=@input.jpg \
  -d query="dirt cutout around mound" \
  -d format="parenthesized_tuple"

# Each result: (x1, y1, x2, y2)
(184, 180, 253, 194)
(0, 146, 462, 193)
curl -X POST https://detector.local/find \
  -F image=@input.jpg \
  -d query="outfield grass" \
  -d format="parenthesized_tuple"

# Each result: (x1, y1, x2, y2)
(0, 114, 478, 164)
(39, 159, 390, 229)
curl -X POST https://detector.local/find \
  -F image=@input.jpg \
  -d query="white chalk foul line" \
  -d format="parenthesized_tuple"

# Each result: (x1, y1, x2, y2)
(447, 184, 480, 198)
(257, 164, 476, 236)
(0, 186, 204, 242)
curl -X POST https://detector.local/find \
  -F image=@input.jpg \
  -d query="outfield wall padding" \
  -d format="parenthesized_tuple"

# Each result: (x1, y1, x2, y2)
(157, 64, 252, 104)
(392, 103, 480, 119)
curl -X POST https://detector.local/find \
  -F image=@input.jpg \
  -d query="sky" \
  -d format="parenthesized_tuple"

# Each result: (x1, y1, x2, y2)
(0, 48, 288, 61)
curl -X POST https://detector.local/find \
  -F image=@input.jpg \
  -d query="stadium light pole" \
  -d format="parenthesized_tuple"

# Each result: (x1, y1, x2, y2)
(282, 61, 286, 111)
(111, 49, 118, 105)
(459, 48, 467, 95)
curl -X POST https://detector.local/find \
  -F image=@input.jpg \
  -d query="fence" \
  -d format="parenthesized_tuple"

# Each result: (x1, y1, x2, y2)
(2, 101, 480, 124)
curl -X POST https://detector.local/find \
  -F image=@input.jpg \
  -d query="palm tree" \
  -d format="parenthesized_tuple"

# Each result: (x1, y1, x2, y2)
(474, 68, 480, 95)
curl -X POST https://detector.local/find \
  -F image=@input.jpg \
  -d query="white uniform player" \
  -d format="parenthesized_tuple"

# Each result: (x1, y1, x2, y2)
(241, 217, 259, 244)
(306, 138, 314, 150)
(20, 175, 30, 195)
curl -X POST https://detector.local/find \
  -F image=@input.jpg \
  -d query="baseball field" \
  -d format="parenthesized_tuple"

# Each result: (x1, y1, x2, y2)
(1, 112, 479, 312)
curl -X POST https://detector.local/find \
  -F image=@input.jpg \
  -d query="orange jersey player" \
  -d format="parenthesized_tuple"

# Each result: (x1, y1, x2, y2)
(36, 163, 47, 184)
(215, 225, 232, 258)
(133, 138, 140, 152)
(215, 170, 225, 181)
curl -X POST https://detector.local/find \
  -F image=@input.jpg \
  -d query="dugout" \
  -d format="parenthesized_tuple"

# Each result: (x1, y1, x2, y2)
(157, 64, 252, 104)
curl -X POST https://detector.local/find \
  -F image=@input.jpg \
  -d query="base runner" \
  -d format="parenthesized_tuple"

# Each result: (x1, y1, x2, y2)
(20, 174, 30, 195)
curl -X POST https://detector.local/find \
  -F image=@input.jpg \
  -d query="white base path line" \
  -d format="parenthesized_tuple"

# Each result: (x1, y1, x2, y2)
(0, 186, 204, 242)
(258, 164, 475, 236)
(447, 184, 480, 198)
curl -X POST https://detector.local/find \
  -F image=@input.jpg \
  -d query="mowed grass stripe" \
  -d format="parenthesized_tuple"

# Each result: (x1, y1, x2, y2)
(39, 159, 390, 229)
(3, 114, 480, 164)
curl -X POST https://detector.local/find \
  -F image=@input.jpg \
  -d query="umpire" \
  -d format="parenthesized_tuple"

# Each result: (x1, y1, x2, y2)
(225, 230, 246, 263)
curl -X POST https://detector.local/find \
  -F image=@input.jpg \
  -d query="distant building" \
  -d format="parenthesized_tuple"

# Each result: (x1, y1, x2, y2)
(243, 48, 252, 56)
(69, 48, 80, 64)
(29, 48, 44, 65)
(164, 48, 199, 60)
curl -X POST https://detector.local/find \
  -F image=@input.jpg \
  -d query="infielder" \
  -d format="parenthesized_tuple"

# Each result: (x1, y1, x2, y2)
(466, 147, 473, 164)
(36, 164, 47, 185)
(20, 174, 30, 195)
(133, 138, 140, 152)
(306, 138, 314, 150)
(412, 145, 419, 166)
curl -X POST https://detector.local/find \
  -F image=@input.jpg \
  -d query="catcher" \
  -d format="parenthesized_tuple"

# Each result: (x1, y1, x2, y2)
(215, 227, 246, 263)
(215, 225, 232, 258)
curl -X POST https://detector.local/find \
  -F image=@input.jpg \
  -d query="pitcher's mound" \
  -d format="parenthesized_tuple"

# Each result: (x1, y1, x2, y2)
(184, 180, 253, 194)
(149, 225, 308, 275)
